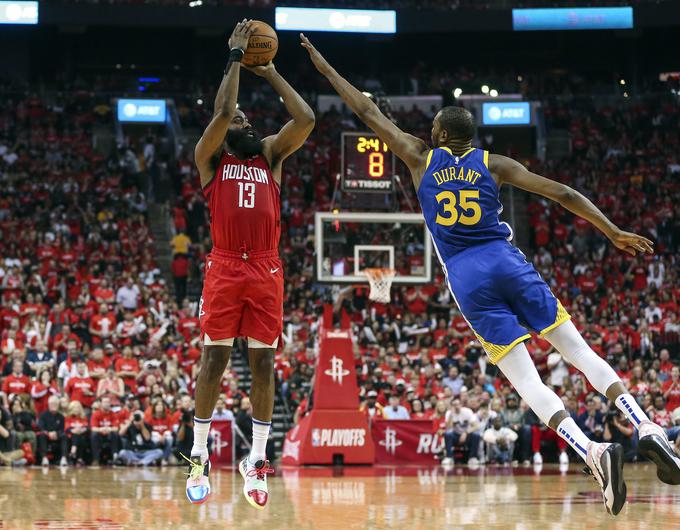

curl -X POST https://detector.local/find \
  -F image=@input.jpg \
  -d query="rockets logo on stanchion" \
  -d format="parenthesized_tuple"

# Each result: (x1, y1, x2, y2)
(324, 355, 350, 384)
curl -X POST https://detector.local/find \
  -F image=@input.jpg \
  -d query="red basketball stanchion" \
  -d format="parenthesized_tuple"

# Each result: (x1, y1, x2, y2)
(209, 419, 234, 467)
(282, 306, 374, 465)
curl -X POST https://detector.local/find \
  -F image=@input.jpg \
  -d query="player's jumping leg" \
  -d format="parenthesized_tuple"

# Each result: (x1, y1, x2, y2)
(545, 320, 680, 485)
(238, 338, 276, 510)
(497, 342, 627, 516)
(185, 339, 232, 504)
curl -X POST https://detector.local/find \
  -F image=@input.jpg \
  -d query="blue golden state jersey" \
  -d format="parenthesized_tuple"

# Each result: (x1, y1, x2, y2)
(416, 147, 570, 365)
(416, 147, 512, 262)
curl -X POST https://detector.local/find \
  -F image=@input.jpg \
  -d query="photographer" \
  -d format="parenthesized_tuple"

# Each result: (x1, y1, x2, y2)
(175, 394, 195, 459)
(118, 410, 163, 466)
(603, 409, 637, 462)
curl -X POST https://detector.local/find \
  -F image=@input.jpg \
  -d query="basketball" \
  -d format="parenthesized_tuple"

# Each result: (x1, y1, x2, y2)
(242, 21, 278, 66)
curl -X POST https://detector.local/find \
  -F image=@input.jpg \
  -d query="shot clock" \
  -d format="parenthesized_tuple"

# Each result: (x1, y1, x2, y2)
(341, 132, 395, 192)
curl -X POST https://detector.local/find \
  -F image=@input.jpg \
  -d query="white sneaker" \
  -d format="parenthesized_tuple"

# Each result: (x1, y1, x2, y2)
(638, 420, 680, 485)
(532, 452, 543, 465)
(559, 451, 569, 465)
(468, 457, 480, 467)
(441, 457, 454, 467)
(585, 442, 626, 516)
(41, 457, 49, 467)
(184, 455, 211, 505)
(239, 457, 274, 510)
(59, 457, 68, 467)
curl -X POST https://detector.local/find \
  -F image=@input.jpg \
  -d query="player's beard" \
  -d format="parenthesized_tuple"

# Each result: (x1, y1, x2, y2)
(226, 128, 263, 158)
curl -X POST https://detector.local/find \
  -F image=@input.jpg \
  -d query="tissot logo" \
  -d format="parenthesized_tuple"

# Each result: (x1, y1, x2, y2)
(324, 355, 350, 384)
(378, 427, 403, 455)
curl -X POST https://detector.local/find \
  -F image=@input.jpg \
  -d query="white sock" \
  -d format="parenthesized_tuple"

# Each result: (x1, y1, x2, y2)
(191, 416, 211, 462)
(614, 394, 647, 428)
(556, 417, 590, 462)
(249, 418, 271, 465)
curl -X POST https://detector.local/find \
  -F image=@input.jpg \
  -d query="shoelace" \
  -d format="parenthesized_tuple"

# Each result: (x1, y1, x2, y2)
(180, 452, 206, 481)
(246, 462, 275, 480)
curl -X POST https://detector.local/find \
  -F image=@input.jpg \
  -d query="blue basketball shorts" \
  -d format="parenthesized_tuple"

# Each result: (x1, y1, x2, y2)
(444, 239, 570, 364)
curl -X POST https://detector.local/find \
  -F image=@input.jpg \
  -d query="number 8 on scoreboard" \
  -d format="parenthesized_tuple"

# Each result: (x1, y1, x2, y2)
(341, 132, 396, 192)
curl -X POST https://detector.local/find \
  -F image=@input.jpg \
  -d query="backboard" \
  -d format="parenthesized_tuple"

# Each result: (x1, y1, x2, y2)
(314, 211, 432, 284)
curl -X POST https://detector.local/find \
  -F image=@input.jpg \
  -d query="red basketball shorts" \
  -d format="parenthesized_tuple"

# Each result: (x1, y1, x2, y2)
(199, 248, 283, 346)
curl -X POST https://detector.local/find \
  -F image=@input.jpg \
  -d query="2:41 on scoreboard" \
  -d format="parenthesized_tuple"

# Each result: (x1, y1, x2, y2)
(341, 132, 396, 192)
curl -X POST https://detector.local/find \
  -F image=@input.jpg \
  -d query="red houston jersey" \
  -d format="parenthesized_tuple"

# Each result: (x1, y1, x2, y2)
(203, 151, 281, 253)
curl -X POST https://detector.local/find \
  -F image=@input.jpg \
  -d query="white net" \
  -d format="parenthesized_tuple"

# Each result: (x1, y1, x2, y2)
(363, 268, 396, 304)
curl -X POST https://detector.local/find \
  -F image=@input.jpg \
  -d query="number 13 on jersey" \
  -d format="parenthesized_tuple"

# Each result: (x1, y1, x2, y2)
(435, 189, 482, 226)
(238, 182, 255, 209)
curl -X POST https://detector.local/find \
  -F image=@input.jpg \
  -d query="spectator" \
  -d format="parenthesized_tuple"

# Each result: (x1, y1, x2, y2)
(175, 394, 196, 459)
(171, 231, 191, 256)
(30, 368, 60, 416)
(2, 360, 30, 400)
(148, 399, 176, 464)
(359, 390, 384, 419)
(64, 400, 90, 465)
(65, 361, 96, 409)
(97, 367, 126, 406)
(10, 397, 36, 455)
(213, 397, 235, 421)
(116, 277, 140, 312)
(442, 398, 481, 466)
(171, 253, 189, 304)
(383, 395, 410, 420)
(37, 396, 66, 467)
(26, 340, 55, 376)
(483, 416, 518, 465)
(603, 410, 636, 462)
(577, 397, 605, 442)
(442, 366, 465, 396)
(90, 396, 121, 465)
(0, 404, 25, 466)
(118, 410, 163, 466)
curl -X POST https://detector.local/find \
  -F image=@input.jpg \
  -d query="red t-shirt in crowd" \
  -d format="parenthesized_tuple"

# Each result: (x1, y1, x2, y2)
(90, 409, 120, 429)
(65, 376, 96, 408)
(65, 415, 89, 434)
(662, 379, 680, 412)
(31, 380, 59, 416)
(2, 374, 30, 395)
(114, 357, 139, 393)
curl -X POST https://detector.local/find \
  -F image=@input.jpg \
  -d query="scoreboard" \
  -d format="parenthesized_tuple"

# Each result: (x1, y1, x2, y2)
(341, 132, 395, 192)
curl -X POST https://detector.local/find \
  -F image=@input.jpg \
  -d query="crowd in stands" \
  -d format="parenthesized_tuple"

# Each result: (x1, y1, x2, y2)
(0, 68, 678, 468)
(0, 91, 256, 467)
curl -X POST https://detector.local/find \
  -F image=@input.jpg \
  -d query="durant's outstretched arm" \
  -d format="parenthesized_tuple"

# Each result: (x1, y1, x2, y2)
(490, 154, 654, 256)
(300, 33, 429, 187)
(195, 19, 254, 187)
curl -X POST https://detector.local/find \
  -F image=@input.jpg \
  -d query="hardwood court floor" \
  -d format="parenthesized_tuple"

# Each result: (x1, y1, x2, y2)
(0, 463, 678, 529)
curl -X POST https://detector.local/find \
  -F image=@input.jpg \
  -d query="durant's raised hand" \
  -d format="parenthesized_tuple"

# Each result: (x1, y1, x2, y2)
(300, 33, 333, 75)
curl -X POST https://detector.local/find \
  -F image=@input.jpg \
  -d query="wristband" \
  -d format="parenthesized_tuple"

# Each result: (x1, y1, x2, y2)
(224, 48, 245, 75)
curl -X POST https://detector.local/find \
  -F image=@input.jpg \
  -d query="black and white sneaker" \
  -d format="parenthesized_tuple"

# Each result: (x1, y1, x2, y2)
(638, 420, 680, 485)
(585, 442, 627, 516)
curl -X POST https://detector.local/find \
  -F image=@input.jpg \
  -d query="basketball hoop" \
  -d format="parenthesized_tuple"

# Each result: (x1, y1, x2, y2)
(363, 268, 396, 304)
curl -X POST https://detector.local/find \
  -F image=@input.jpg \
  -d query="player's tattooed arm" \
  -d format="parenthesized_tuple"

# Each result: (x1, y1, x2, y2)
(195, 19, 254, 187)
(245, 62, 315, 171)
(300, 33, 429, 186)
(490, 154, 654, 256)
